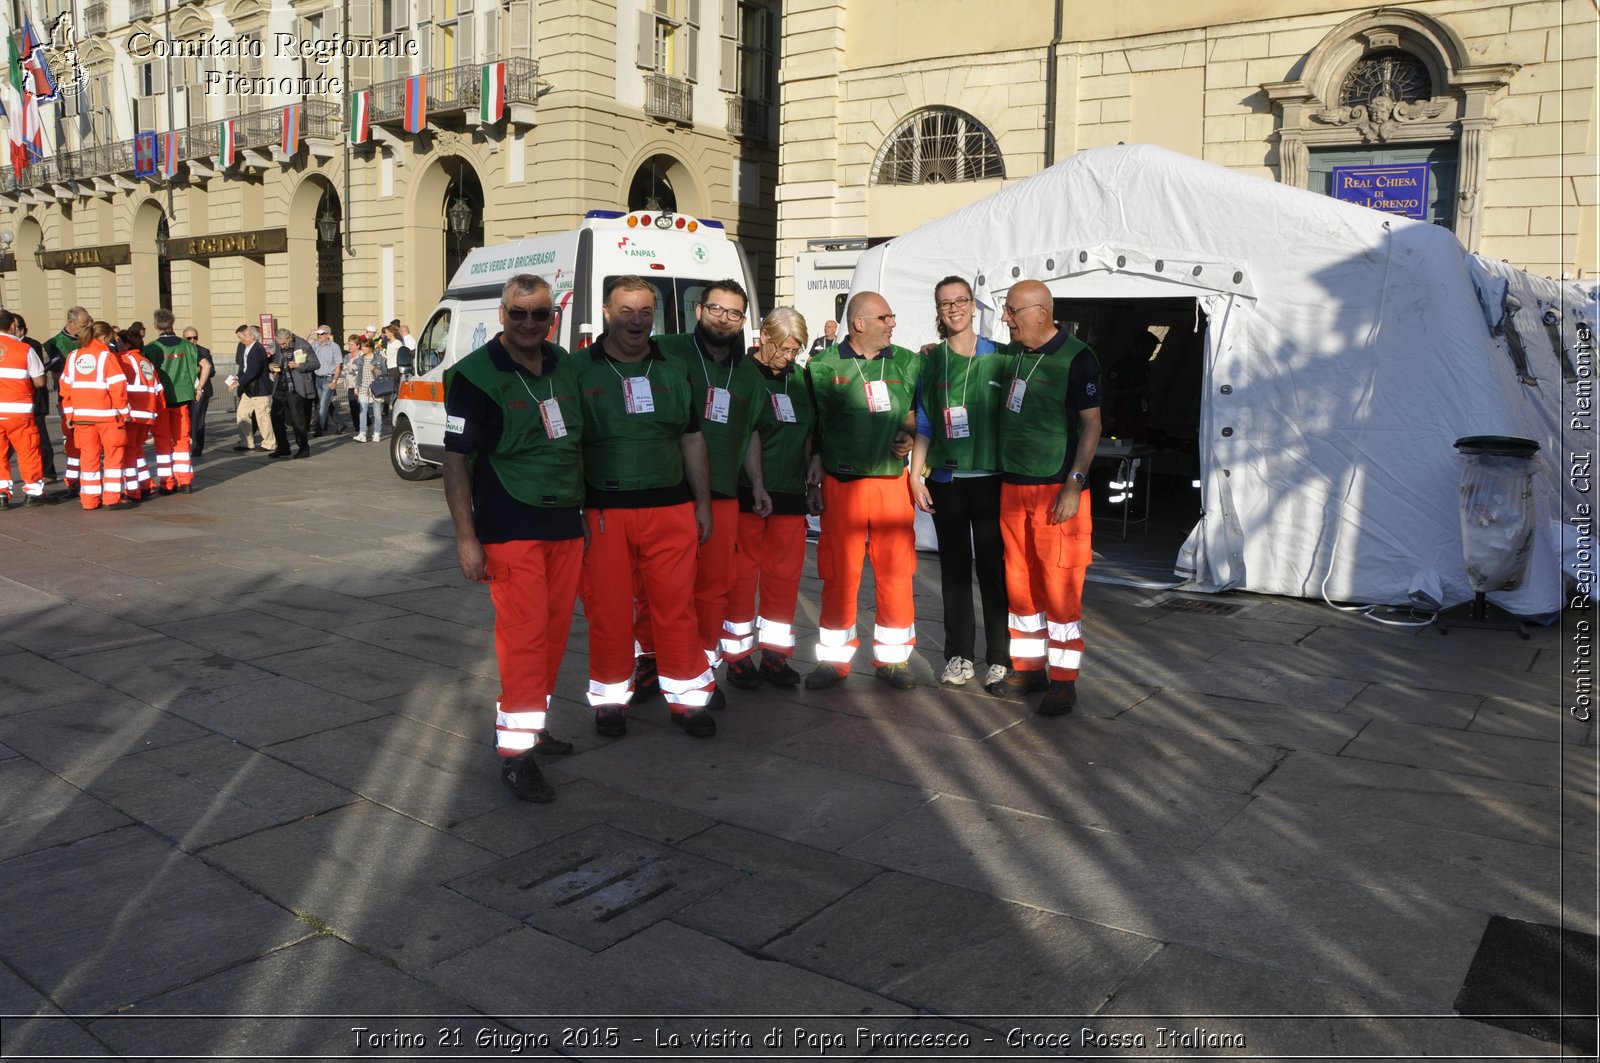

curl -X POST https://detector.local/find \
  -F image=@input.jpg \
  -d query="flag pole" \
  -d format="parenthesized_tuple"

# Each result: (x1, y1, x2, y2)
(163, 0, 174, 213)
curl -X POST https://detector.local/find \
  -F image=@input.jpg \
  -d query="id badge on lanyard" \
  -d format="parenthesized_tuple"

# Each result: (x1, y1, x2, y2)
(864, 379, 892, 413)
(704, 386, 731, 424)
(1006, 379, 1026, 413)
(771, 393, 797, 423)
(623, 376, 655, 414)
(539, 398, 567, 439)
(943, 404, 970, 439)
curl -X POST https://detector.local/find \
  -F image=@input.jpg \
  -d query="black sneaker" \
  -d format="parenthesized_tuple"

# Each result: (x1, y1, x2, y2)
(671, 710, 717, 738)
(1039, 680, 1077, 716)
(804, 665, 845, 690)
(726, 657, 763, 690)
(500, 752, 556, 803)
(629, 656, 660, 706)
(760, 653, 801, 687)
(532, 730, 574, 755)
(595, 709, 627, 738)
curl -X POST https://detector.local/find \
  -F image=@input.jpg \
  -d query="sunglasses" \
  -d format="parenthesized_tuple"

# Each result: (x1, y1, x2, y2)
(504, 306, 554, 324)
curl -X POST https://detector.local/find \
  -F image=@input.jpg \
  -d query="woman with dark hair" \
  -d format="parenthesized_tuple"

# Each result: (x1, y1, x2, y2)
(909, 276, 1011, 692)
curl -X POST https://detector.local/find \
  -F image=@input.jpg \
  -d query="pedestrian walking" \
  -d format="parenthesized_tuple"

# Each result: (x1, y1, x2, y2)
(309, 325, 347, 435)
(336, 336, 387, 442)
(268, 328, 317, 458)
(231, 325, 275, 453)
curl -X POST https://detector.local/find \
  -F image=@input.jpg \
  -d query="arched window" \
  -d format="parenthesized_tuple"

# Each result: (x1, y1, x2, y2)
(1338, 49, 1432, 108)
(871, 107, 1003, 187)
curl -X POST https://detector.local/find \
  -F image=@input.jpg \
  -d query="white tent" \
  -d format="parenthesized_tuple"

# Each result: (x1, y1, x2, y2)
(851, 144, 1587, 617)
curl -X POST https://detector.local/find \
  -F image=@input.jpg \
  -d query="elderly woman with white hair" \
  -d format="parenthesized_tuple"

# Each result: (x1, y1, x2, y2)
(722, 307, 819, 689)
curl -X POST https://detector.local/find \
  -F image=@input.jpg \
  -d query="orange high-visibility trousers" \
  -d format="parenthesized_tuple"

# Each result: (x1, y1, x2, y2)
(632, 496, 739, 669)
(0, 419, 43, 500)
(815, 473, 917, 672)
(72, 422, 127, 509)
(123, 422, 154, 498)
(584, 503, 714, 715)
(483, 537, 583, 757)
(999, 482, 1092, 681)
(724, 511, 807, 662)
(152, 404, 193, 487)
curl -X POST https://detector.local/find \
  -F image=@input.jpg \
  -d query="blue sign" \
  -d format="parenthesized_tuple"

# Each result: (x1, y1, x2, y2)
(1330, 163, 1430, 220)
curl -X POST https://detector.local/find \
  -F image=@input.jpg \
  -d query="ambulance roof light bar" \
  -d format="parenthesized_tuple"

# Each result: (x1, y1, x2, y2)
(583, 208, 725, 232)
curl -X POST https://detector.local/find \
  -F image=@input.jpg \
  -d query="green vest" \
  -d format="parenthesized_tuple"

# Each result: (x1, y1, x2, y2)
(923, 340, 1005, 473)
(807, 342, 923, 478)
(744, 362, 815, 496)
(997, 336, 1095, 478)
(577, 348, 695, 492)
(145, 336, 200, 404)
(445, 342, 584, 508)
(656, 333, 764, 497)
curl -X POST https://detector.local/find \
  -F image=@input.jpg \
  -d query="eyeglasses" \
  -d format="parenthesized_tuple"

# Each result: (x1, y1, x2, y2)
(868, 313, 896, 324)
(1002, 303, 1048, 316)
(936, 297, 973, 312)
(503, 305, 554, 325)
(701, 303, 746, 322)
(775, 342, 802, 356)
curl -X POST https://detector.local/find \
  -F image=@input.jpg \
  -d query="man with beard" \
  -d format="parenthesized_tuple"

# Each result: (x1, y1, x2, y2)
(630, 280, 768, 709)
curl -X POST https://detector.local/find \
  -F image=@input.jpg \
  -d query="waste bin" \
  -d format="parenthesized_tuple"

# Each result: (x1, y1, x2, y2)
(1453, 435, 1540, 624)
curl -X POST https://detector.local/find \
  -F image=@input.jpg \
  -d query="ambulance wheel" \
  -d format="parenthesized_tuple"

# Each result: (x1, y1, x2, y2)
(390, 417, 437, 481)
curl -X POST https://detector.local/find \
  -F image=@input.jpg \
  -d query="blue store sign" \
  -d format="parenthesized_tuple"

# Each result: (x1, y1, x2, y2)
(1329, 163, 1431, 220)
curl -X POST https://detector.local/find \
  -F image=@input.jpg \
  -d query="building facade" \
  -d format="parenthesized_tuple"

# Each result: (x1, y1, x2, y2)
(777, 0, 1597, 305)
(0, 0, 780, 345)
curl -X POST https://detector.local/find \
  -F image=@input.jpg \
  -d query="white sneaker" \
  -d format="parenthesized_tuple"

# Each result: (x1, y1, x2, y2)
(940, 656, 976, 687)
(982, 663, 1008, 692)
(355, 433, 368, 442)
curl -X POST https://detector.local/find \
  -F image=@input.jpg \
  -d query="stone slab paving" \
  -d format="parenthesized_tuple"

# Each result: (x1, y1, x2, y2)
(0, 448, 1586, 1059)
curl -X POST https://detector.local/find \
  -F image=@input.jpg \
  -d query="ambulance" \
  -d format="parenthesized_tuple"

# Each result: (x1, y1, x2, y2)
(389, 208, 761, 480)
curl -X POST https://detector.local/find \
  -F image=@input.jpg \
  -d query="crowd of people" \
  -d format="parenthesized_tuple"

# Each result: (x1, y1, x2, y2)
(445, 272, 1101, 804)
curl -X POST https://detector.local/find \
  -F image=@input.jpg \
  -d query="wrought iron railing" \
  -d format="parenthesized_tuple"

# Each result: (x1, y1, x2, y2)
(645, 73, 692, 123)
(369, 56, 540, 123)
(726, 94, 770, 142)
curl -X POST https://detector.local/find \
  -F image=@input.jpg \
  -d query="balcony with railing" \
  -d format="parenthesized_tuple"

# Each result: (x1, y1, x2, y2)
(726, 94, 770, 143)
(0, 99, 341, 193)
(369, 56, 541, 127)
(84, 0, 106, 34)
(644, 73, 692, 124)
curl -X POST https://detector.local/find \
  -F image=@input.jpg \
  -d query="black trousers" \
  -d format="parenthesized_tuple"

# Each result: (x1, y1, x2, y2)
(927, 475, 1010, 667)
(33, 389, 55, 478)
(269, 392, 311, 453)
(191, 391, 212, 457)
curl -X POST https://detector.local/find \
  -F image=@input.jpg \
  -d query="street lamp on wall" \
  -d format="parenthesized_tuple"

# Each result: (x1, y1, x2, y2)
(446, 194, 472, 238)
(33, 243, 44, 269)
(317, 204, 339, 244)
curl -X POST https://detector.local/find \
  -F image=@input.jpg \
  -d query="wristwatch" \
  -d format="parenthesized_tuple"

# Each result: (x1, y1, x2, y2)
(1068, 471, 1087, 486)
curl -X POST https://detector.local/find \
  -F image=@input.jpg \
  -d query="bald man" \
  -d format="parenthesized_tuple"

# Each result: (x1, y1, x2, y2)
(802, 290, 924, 689)
(995, 280, 1101, 716)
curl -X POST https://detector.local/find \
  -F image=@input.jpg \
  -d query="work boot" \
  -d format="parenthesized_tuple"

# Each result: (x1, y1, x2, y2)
(726, 657, 763, 690)
(531, 730, 574, 755)
(1039, 680, 1077, 716)
(500, 752, 556, 803)
(706, 687, 727, 711)
(671, 709, 717, 738)
(594, 709, 628, 738)
(760, 652, 801, 687)
(804, 664, 845, 690)
(997, 669, 1047, 699)
(629, 656, 660, 705)
(875, 662, 916, 690)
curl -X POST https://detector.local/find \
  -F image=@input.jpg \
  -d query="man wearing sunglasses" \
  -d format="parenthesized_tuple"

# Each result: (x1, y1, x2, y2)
(803, 290, 924, 690)
(442, 273, 583, 804)
(632, 280, 769, 710)
(995, 279, 1101, 717)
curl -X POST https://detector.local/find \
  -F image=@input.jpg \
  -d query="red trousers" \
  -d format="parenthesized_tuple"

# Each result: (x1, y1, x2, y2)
(152, 404, 193, 487)
(999, 482, 1092, 681)
(73, 422, 127, 509)
(724, 512, 807, 662)
(0, 418, 43, 499)
(815, 473, 917, 671)
(483, 538, 583, 756)
(584, 503, 713, 713)
(633, 497, 739, 669)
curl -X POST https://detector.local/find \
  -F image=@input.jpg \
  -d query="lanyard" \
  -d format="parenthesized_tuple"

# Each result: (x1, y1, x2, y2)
(852, 351, 888, 389)
(512, 359, 554, 404)
(606, 355, 653, 385)
(1012, 343, 1046, 389)
(693, 334, 736, 392)
(945, 340, 973, 408)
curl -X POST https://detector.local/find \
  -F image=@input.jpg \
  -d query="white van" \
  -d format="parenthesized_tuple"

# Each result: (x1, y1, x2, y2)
(389, 208, 761, 480)
(793, 238, 866, 342)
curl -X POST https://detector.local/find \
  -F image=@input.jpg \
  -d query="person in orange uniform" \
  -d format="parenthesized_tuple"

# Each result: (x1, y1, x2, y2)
(578, 275, 717, 739)
(995, 279, 1102, 716)
(145, 308, 206, 492)
(637, 279, 768, 708)
(118, 341, 167, 501)
(59, 321, 132, 511)
(444, 274, 582, 804)
(723, 308, 814, 689)
(803, 291, 924, 690)
(0, 310, 48, 508)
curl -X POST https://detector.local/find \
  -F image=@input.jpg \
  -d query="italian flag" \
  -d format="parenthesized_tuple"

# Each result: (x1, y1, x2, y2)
(349, 89, 371, 145)
(219, 118, 238, 167)
(480, 62, 506, 124)
(1, 16, 38, 174)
